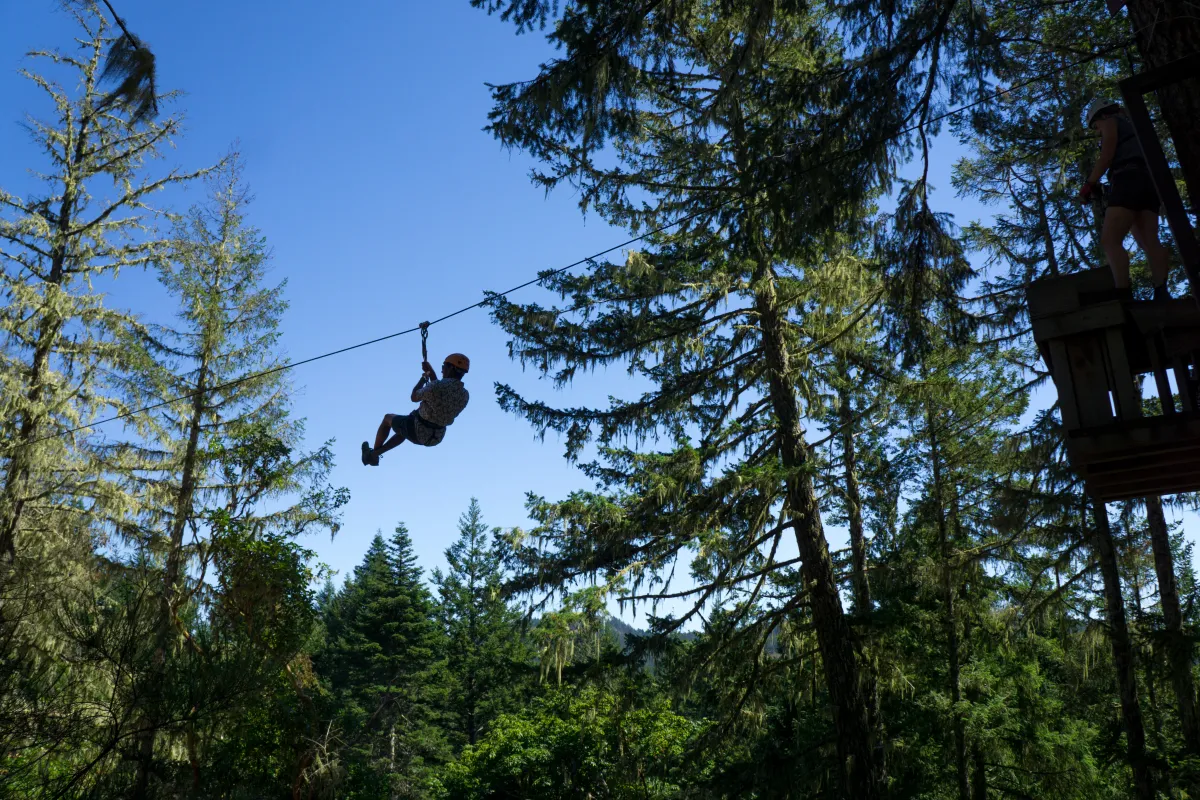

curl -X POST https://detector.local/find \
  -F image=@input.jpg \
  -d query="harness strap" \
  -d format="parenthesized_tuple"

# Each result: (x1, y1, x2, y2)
(416, 414, 446, 432)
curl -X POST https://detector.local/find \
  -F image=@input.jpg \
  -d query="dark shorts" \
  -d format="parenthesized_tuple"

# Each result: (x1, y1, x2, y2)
(1108, 167, 1160, 213)
(390, 410, 445, 447)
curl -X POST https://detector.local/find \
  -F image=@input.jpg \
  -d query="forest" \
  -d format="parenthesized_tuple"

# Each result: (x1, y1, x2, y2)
(2, 0, 1200, 798)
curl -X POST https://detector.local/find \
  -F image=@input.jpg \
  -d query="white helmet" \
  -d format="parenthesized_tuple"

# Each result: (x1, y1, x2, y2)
(1085, 98, 1120, 128)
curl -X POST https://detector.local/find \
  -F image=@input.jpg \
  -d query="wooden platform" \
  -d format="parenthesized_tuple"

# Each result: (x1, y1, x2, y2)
(1028, 268, 1200, 501)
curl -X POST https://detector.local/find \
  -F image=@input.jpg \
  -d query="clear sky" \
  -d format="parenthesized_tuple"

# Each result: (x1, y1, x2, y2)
(3, 1, 1190, 612)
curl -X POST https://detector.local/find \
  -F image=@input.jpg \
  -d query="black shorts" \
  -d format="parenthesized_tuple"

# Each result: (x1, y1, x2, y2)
(390, 410, 445, 447)
(1108, 167, 1160, 213)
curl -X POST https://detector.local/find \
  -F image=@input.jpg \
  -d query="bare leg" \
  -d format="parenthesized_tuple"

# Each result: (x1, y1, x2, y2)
(363, 414, 406, 466)
(1129, 210, 1171, 289)
(375, 415, 394, 450)
(1102, 206, 1137, 289)
(376, 431, 406, 456)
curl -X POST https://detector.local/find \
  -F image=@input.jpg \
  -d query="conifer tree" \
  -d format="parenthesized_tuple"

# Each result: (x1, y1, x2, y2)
(885, 339, 1034, 798)
(0, 6, 201, 790)
(433, 499, 531, 748)
(320, 526, 447, 797)
(96, 156, 347, 797)
(474, 5, 893, 794)
(0, 1, 200, 564)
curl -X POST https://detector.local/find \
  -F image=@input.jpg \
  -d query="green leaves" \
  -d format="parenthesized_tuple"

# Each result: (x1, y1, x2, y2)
(438, 685, 701, 800)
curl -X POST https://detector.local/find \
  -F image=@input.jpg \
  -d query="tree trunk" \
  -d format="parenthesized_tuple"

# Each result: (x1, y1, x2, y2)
(1123, 0, 1200, 207)
(754, 262, 885, 800)
(965, 613, 988, 800)
(928, 411, 969, 800)
(971, 741, 987, 800)
(1091, 499, 1155, 800)
(161, 362, 208, 638)
(1144, 496, 1200, 753)
(838, 370, 873, 614)
(467, 671, 478, 746)
(1130, 560, 1167, 753)
(133, 363, 207, 799)
(0, 113, 89, 562)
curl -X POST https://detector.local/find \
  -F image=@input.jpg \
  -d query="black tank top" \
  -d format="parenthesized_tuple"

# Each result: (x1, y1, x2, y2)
(1109, 116, 1145, 173)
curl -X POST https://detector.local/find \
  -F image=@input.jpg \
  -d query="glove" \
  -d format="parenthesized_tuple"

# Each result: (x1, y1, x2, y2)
(422, 360, 436, 379)
(1077, 182, 1096, 204)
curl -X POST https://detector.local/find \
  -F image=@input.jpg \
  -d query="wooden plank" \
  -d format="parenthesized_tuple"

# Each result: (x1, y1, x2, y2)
(1090, 472, 1200, 501)
(1031, 301, 1125, 342)
(1064, 415, 1200, 463)
(1088, 474, 1200, 498)
(1069, 431, 1200, 465)
(1161, 330, 1200, 358)
(1049, 339, 1081, 429)
(1026, 268, 1115, 320)
(1128, 299, 1200, 335)
(1174, 355, 1196, 412)
(1105, 327, 1141, 420)
(1084, 446, 1200, 474)
(1099, 482, 1200, 502)
(1067, 336, 1117, 427)
(1148, 335, 1177, 415)
(1086, 458, 1200, 484)
(1066, 409, 1200, 437)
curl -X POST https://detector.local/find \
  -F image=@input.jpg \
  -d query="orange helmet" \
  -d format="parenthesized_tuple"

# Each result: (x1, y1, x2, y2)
(444, 353, 470, 373)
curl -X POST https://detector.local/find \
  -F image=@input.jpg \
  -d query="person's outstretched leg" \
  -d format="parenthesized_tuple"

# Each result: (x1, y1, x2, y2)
(363, 414, 405, 466)
(1102, 206, 1137, 289)
(376, 431, 406, 456)
(1130, 210, 1171, 298)
(375, 415, 394, 450)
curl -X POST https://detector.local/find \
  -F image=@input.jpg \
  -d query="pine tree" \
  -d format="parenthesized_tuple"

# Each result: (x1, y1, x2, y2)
(0, 3, 202, 564)
(433, 499, 531, 748)
(96, 156, 347, 797)
(0, 6, 202, 791)
(474, 4, 894, 794)
(320, 526, 447, 798)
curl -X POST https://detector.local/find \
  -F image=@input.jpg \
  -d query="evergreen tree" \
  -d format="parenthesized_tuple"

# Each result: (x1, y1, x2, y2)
(90, 154, 348, 798)
(473, 4, 891, 795)
(0, 2, 200, 563)
(433, 499, 531, 748)
(320, 526, 447, 798)
(0, 6, 201, 791)
(437, 683, 701, 800)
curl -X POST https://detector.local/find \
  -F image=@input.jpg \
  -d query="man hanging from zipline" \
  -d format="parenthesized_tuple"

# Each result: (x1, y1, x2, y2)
(361, 324, 469, 466)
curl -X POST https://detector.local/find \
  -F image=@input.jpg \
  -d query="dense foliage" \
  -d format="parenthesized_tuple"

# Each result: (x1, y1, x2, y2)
(2, 1, 1199, 798)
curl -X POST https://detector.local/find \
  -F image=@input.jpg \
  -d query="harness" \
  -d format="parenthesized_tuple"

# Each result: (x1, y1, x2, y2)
(1109, 116, 1145, 174)
(416, 414, 446, 436)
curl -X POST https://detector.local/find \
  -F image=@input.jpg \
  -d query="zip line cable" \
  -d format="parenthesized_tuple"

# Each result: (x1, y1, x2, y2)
(2, 40, 1131, 455)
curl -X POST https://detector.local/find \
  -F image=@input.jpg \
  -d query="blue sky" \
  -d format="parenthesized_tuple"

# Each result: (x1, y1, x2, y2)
(4, 1, 1188, 615)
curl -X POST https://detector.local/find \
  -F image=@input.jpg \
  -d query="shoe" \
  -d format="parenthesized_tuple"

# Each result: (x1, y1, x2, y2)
(361, 442, 379, 467)
(1153, 284, 1172, 302)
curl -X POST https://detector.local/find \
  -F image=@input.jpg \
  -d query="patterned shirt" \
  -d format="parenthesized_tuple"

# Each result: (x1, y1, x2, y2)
(415, 378, 469, 428)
